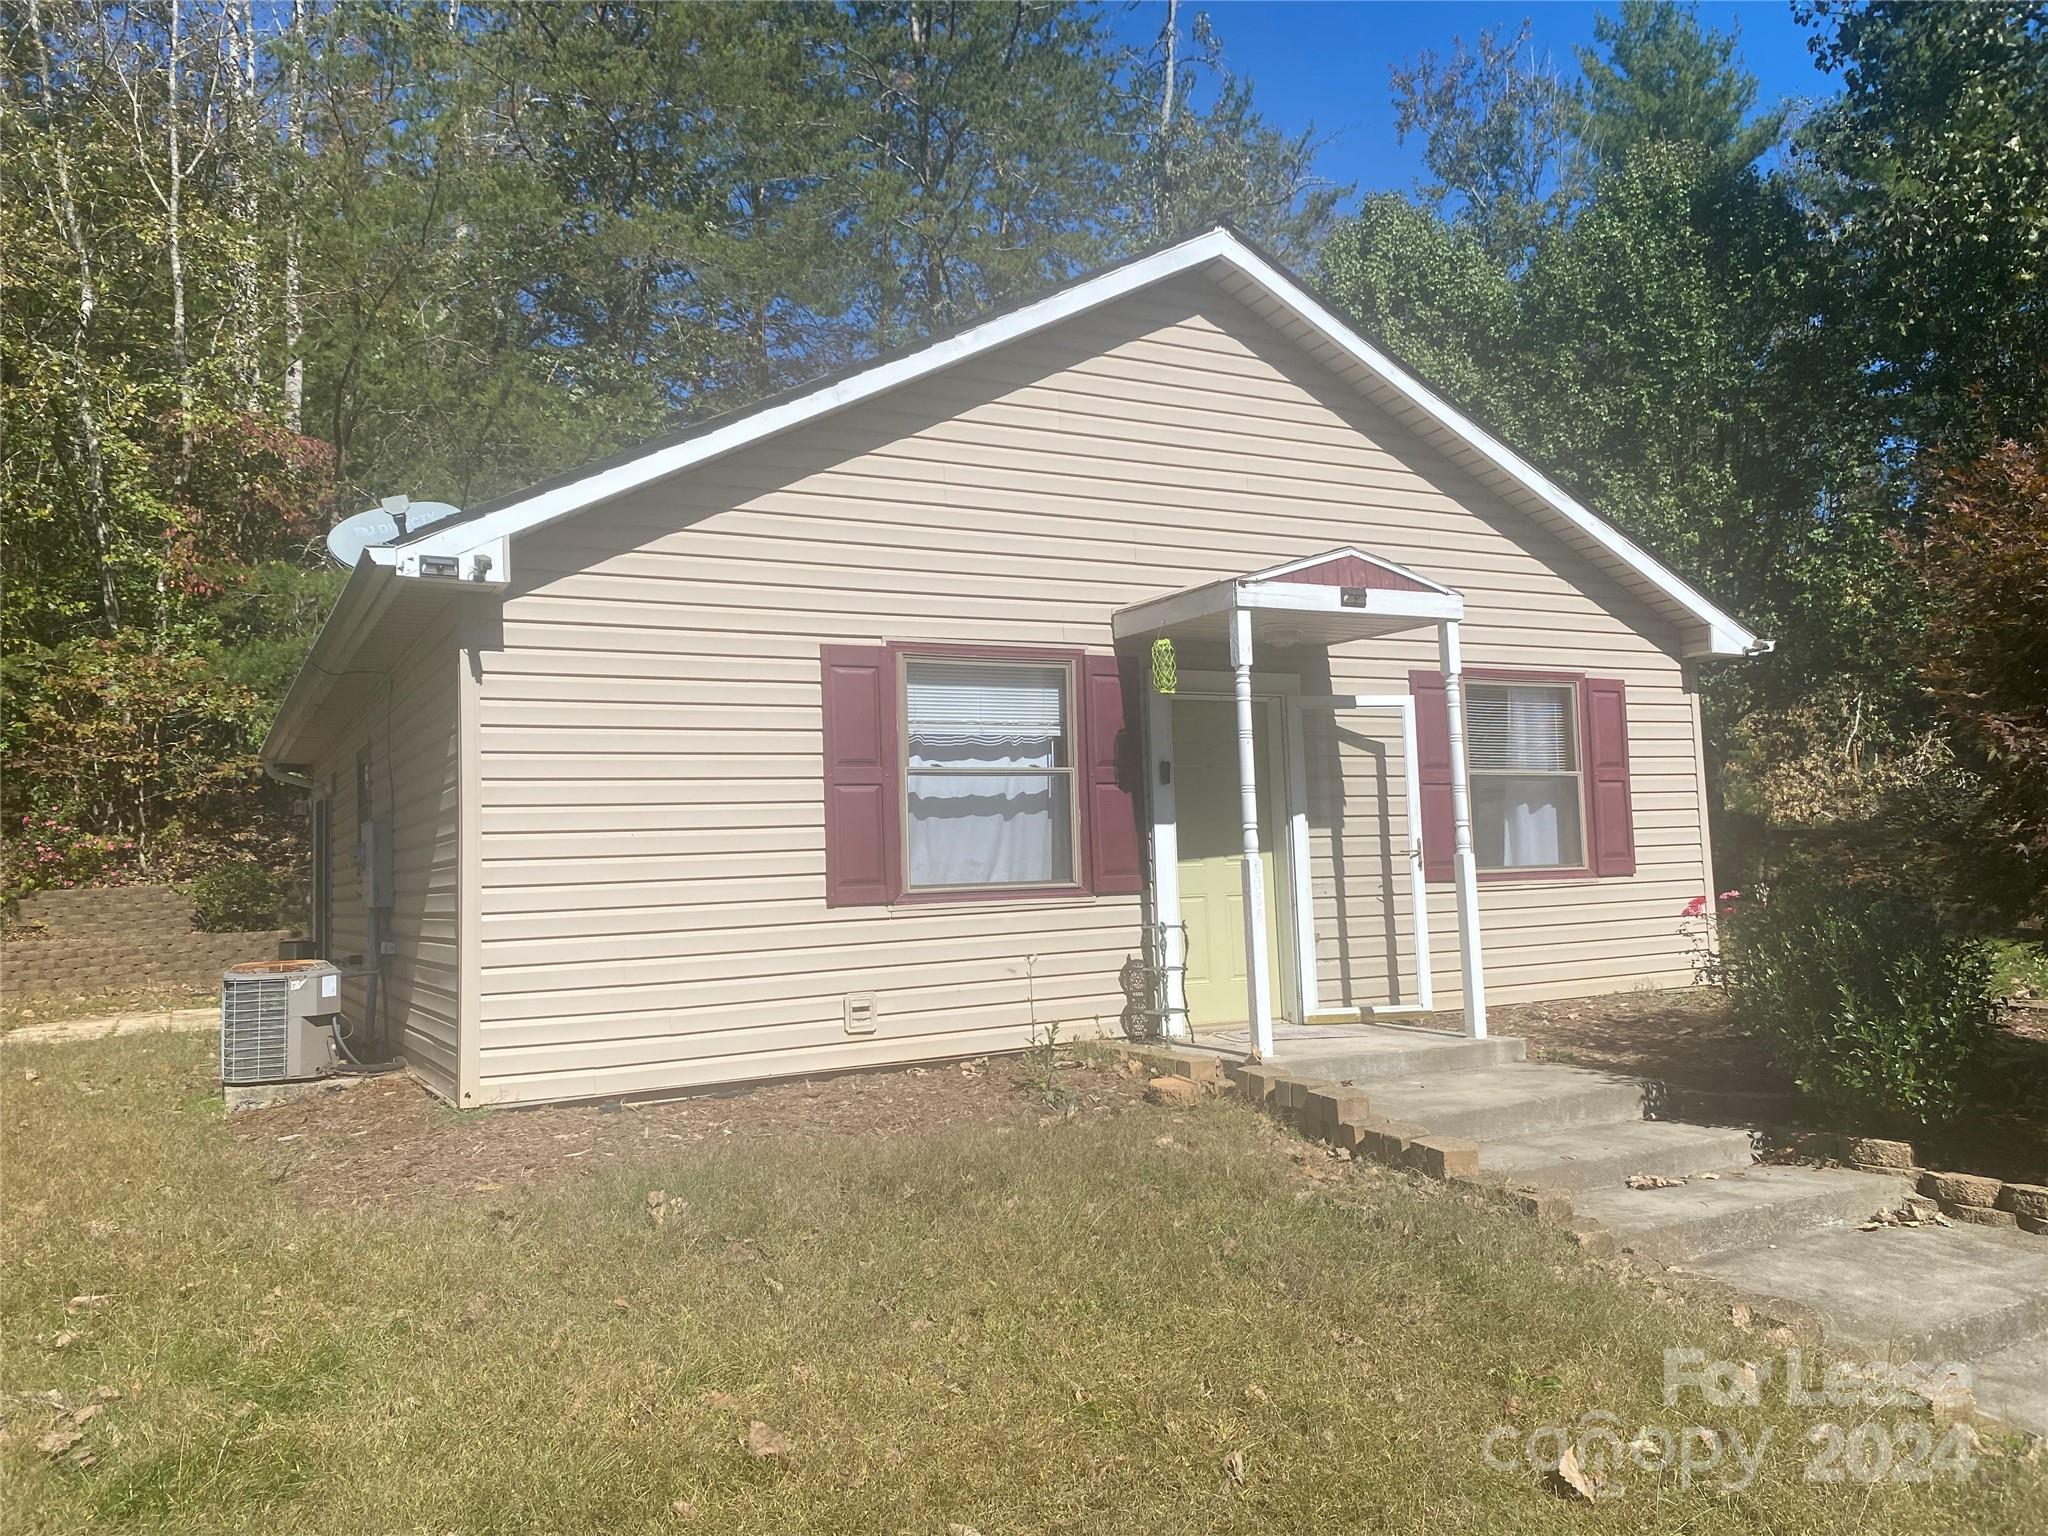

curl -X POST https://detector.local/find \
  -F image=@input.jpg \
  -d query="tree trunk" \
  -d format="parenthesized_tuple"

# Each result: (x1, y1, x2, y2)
(1156, 0, 1178, 237)
(281, 0, 305, 431)
(27, 0, 120, 634)
(222, 0, 262, 411)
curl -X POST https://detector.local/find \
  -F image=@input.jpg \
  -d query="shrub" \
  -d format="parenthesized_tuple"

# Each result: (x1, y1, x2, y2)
(1716, 868, 1998, 1126)
(190, 862, 281, 932)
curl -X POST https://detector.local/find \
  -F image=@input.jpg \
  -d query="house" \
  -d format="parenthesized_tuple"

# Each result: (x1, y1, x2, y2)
(262, 226, 1760, 1108)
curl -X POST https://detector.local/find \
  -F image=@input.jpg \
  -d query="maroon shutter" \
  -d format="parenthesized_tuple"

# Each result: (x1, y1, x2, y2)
(1082, 654, 1143, 895)
(1582, 677, 1637, 877)
(820, 645, 899, 906)
(1409, 669, 1455, 883)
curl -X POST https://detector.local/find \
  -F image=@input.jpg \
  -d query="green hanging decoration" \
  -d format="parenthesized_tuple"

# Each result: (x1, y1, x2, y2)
(1150, 636, 1177, 695)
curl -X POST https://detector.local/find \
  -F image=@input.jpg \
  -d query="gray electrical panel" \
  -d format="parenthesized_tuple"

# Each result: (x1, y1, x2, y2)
(356, 816, 393, 909)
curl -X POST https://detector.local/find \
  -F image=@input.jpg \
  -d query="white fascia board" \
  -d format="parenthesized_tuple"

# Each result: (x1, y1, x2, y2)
(1111, 577, 1238, 641)
(396, 230, 1247, 561)
(1239, 582, 1463, 622)
(261, 559, 397, 763)
(385, 225, 1758, 659)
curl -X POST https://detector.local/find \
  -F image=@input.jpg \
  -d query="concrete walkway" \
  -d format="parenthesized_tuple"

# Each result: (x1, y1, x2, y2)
(1197, 1022, 2048, 1439)
(2, 1006, 215, 1047)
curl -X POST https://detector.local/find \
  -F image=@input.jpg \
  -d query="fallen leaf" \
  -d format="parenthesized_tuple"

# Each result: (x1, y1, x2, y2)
(668, 1497, 697, 1519)
(698, 1390, 740, 1411)
(742, 1420, 793, 1458)
(65, 1294, 110, 1315)
(646, 1190, 668, 1228)
(947, 1525, 984, 1536)
(1625, 1173, 1686, 1190)
(1555, 1443, 1600, 1501)
(22, 1069, 40, 1083)
(69, 1404, 102, 1427)
(1244, 1384, 1270, 1404)
(1222, 1449, 1246, 1486)
(48, 1330, 78, 1351)
(1730, 1302, 1752, 1330)
(612, 1297, 631, 1311)
(35, 1426, 81, 1458)
(764, 1277, 785, 1300)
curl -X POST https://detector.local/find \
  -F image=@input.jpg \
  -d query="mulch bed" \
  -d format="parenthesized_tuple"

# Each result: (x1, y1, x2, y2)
(1424, 987, 2048, 1184)
(1424, 988, 1796, 1096)
(238, 1050, 1155, 1212)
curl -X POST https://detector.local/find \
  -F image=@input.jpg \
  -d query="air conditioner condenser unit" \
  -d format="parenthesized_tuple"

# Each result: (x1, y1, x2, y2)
(220, 960, 343, 1085)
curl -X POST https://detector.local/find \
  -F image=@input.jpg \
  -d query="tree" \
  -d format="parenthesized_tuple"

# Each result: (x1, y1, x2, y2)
(1389, 22, 1586, 270)
(1801, 1, 2048, 453)
(1914, 429, 2048, 913)
(1575, 0, 1787, 173)
(1124, 3, 1348, 259)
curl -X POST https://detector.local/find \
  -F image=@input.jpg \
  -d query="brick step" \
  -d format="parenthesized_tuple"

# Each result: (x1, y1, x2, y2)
(1573, 1165, 1914, 1265)
(1480, 1119, 1757, 1194)
(1360, 1063, 1646, 1142)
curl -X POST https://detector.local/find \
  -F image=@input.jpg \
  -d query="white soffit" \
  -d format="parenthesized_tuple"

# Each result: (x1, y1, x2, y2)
(387, 227, 1758, 659)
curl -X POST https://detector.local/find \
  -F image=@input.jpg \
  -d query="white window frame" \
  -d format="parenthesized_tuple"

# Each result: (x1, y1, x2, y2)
(896, 653, 1084, 897)
(1463, 678, 1588, 875)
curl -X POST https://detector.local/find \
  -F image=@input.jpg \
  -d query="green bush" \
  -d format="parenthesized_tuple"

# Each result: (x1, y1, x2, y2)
(1717, 870, 1999, 1126)
(189, 862, 281, 932)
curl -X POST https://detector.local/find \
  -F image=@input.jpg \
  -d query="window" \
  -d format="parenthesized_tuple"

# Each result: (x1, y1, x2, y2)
(1465, 681, 1585, 871)
(902, 657, 1078, 892)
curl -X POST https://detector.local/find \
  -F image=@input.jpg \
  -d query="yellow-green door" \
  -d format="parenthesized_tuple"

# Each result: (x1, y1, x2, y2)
(1174, 698, 1287, 1031)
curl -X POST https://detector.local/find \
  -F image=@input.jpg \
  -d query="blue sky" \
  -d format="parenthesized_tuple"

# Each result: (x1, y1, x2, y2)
(1100, 1, 1839, 202)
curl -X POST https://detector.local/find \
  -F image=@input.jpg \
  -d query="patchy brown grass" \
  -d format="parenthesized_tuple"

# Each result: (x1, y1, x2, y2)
(5, 1029, 2045, 1535)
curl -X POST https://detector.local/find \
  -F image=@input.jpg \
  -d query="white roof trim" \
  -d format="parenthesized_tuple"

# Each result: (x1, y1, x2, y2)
(390, 226, 1758, 658)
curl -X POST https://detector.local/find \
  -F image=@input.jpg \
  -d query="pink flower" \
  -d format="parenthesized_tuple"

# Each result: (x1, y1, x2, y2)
(1682, 895, 1708, 918)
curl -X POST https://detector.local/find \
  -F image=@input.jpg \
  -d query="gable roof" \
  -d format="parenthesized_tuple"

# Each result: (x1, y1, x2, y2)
(376, 224, 1760, 660)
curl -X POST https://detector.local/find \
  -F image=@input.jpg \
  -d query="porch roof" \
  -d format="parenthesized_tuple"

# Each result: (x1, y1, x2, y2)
(1110, 547, 1463, 650)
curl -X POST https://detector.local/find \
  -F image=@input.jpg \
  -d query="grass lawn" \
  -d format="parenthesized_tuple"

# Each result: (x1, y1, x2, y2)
(4, 1031, 2043, 1534)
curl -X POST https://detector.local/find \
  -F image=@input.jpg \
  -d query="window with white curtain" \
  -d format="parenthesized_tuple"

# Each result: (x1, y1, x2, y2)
(1464, 682, 1585, 870)
(903, 658, 1077, 891)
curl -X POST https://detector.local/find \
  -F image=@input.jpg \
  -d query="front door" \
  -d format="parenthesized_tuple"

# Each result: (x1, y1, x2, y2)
(1174, 697, 1287, 1032)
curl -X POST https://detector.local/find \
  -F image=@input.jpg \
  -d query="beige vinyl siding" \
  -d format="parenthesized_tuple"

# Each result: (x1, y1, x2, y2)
(474, 274, 1713, 1103)
(311, 610, 462, 1097)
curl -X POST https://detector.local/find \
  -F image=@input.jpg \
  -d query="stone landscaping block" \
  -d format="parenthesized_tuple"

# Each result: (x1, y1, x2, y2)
(2018, 1215, 2048, 1237)
(1996, 1182, 2048, 1222)
(1941, 1203, 2018, 1229)
(1301, 1086, 1370, 1144)
(1920, 1170, 2002, 1208)
(1404, 1134, 1480, 1181)
(1841, 1136, 1917, 1171)
(1358, 1118, 1426, 1164)
(1144, 1076, 1201, 1108)
(1510, 1188, 1575, 1224)
(1229, 1064, 1283, 1104)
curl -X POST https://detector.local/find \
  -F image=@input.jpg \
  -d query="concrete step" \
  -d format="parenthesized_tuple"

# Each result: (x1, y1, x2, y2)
(1681, 1222, 2048, 1366)
(1266, 1027, 1526, 1083)
(1971, 1336, 2048, 1439)
(1572, 1166, 1914, 1265)
(1360, 1063, 1647, 1142)
(1480, 1119, 1757, 1194)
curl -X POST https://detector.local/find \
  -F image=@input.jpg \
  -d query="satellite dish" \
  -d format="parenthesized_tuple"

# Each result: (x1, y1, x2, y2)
(324, 496, 464, 567)
(325, 506, 402, 568)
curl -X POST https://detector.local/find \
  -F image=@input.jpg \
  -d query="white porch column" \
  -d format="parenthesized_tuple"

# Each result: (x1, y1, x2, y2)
(1230, 607, 1276, 1060)
(1146, 688, 1189, 1039)
(1438, 620, 1489, 1039)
